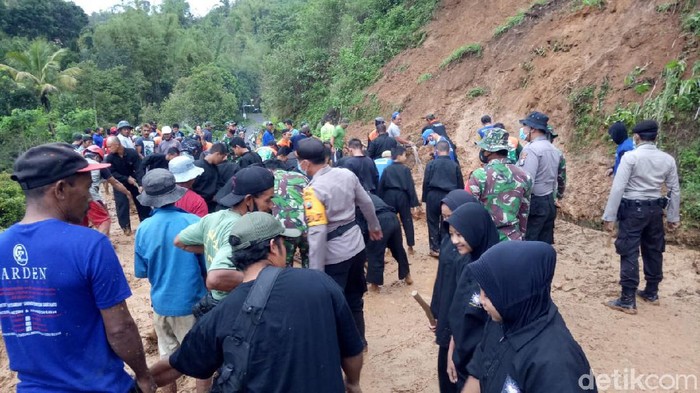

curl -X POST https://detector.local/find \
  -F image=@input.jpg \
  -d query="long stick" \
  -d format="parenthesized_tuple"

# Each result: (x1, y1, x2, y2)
(411, 145, 424, 173)
(411, 290, 436, 326)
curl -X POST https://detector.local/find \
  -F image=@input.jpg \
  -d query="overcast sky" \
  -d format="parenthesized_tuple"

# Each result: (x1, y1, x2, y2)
(70, 0, 221, 17)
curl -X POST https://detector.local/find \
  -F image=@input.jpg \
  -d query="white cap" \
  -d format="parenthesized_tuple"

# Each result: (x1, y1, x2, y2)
(162, 126, 172, 134)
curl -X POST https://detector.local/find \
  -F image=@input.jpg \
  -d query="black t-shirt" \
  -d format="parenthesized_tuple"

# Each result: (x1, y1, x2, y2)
(238, 151, 263, 169)
(367, 134, 398, 160)
(337, 155, 379, 193)
(192, 159, 220, 204)
(104, 148, 141, 184)
(170, 268, 364, 392)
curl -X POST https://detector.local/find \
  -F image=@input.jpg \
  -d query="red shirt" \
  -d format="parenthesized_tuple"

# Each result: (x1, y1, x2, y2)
(175, 189, 208, 217)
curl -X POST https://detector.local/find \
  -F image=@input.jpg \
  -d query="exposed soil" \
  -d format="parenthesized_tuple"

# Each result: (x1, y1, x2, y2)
(2, 1, 700, 392)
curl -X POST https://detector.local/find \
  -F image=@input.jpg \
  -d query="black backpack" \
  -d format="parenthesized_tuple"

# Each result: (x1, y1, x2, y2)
(211, 266, 282, 393)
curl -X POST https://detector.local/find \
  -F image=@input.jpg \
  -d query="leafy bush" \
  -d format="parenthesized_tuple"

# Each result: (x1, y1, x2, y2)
(54, 108, 96, 143)
(580, 0, 605, 8)
(467, 87, 487, 98)
(417, 73, 433, 83)
(439, 43, 482, 69)
(0, 108, 51, 171)
(0, 172, 25, 230)
(683, 11, 700, 35)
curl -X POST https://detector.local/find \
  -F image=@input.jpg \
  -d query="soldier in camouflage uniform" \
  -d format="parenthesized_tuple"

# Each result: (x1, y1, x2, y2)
(467, 128, 533, 241)
(271, 168, 310, 268)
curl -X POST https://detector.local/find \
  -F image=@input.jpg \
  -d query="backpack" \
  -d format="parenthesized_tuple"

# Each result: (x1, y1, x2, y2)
(211, 266, 282, 393)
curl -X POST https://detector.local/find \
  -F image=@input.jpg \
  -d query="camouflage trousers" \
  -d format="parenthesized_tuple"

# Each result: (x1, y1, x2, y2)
(285, 235, 309, 268)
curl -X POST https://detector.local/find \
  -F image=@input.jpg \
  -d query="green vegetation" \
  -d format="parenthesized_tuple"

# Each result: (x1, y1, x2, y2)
(467, 87, 487, 98)
(579, 0, 605, 8)
(568, 78, 610, 146)
(439, 43, 483, 69)
(493, 0, 551, 38)
(417, 73, 433, 83)
(624, 65, 653, 95)
(494, 11, 525, 37)
(572, 60, 700, 225)
(0, 173, 25, 231)
(683, 11, 700, 35)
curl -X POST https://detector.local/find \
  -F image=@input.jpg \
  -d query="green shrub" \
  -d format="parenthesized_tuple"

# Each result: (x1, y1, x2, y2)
(683, 11, 700, 35)
(417, 73, 433, 83)
(439, 43, 482, 69)
(467, 87, 487, 98)
(580, 0, 605, 8)
(0, 172, 25, 230)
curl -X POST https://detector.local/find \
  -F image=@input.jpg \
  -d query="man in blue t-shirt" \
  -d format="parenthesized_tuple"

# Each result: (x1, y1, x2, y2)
(150, 212, 365, 393)
(0, 143, 156, 393)
(476, 114, 494, 140)
(135, 169, 209, 393)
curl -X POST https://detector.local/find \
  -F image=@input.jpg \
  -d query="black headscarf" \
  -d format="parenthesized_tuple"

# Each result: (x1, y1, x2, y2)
(441, 189, 477, 211)
(446, 203, 500, 260)
(608, 121, 628, 145)
(467, 241, 556, 333)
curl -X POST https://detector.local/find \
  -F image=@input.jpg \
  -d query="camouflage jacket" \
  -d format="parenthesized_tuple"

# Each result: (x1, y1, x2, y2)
(272, 170, 309, 233)
(468, 158, 533, 241)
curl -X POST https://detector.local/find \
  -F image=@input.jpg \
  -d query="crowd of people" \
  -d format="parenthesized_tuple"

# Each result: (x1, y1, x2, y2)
(0, 108, 681, 392)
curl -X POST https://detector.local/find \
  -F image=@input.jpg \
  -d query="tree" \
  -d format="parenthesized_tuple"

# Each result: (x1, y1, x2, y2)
(160, 63, 239, 126)
(2, 0, 88, 50)
(0, 39, 81, 112)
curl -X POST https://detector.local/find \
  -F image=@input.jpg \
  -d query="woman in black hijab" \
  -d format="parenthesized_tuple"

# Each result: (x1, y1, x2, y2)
(430, 190, 478, 393)
(463, 241, 596, 393)
(444, 203, 501, 389)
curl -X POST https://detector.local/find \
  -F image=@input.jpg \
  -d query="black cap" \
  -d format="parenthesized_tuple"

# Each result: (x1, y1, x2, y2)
(632, 120, 658, 135)
(230, 137, 247, 148)
(217, 166, 274, 207)
(519, 111, 549, 132)
(11, 143, 110, 190)
(296, 138, 325, 161)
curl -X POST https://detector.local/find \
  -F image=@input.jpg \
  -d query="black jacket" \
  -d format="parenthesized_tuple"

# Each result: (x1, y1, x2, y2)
(104, 148, 141, 185)
(422, 156, 464, 201)
(378, 162, 419, 207)
(367, 134, 397, 160)
(467, 307, 595, 392)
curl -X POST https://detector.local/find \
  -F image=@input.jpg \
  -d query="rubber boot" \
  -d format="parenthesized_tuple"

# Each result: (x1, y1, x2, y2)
(637, 283, 660, 305)
(605, 288, 637, 315)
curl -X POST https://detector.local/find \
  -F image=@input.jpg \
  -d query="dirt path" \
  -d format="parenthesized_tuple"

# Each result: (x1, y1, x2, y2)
(1, 202, 699, 392)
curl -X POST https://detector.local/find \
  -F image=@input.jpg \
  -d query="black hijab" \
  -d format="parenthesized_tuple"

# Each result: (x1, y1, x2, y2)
(441, 189, 477, 211)
(608, 121, 628, 145)
(445, 203, 500, 260)
(467, 241, 556, 333)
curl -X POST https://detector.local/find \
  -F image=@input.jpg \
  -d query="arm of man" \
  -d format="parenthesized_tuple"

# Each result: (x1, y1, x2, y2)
(101, 302, 155, 392)
(371, 161, 380, 192)
(206, 269, 244, 292)
(305, 186, 330, 270)
(343, 353, 363, 392)
(175, 221, 206, 253)
(107, 176, 130, 197)
(466, 170, 485, 199)
(407, 168, 420, 207)
(519, 175, 533, 236)
(602, 153, 634, 223)
(665, 158, 681, 223)
(519, 147, 539, 183)
(461, 377, 480, 393)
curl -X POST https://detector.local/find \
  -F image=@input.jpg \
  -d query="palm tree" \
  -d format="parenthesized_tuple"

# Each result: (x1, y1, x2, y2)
(0, 39, 81, 112)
